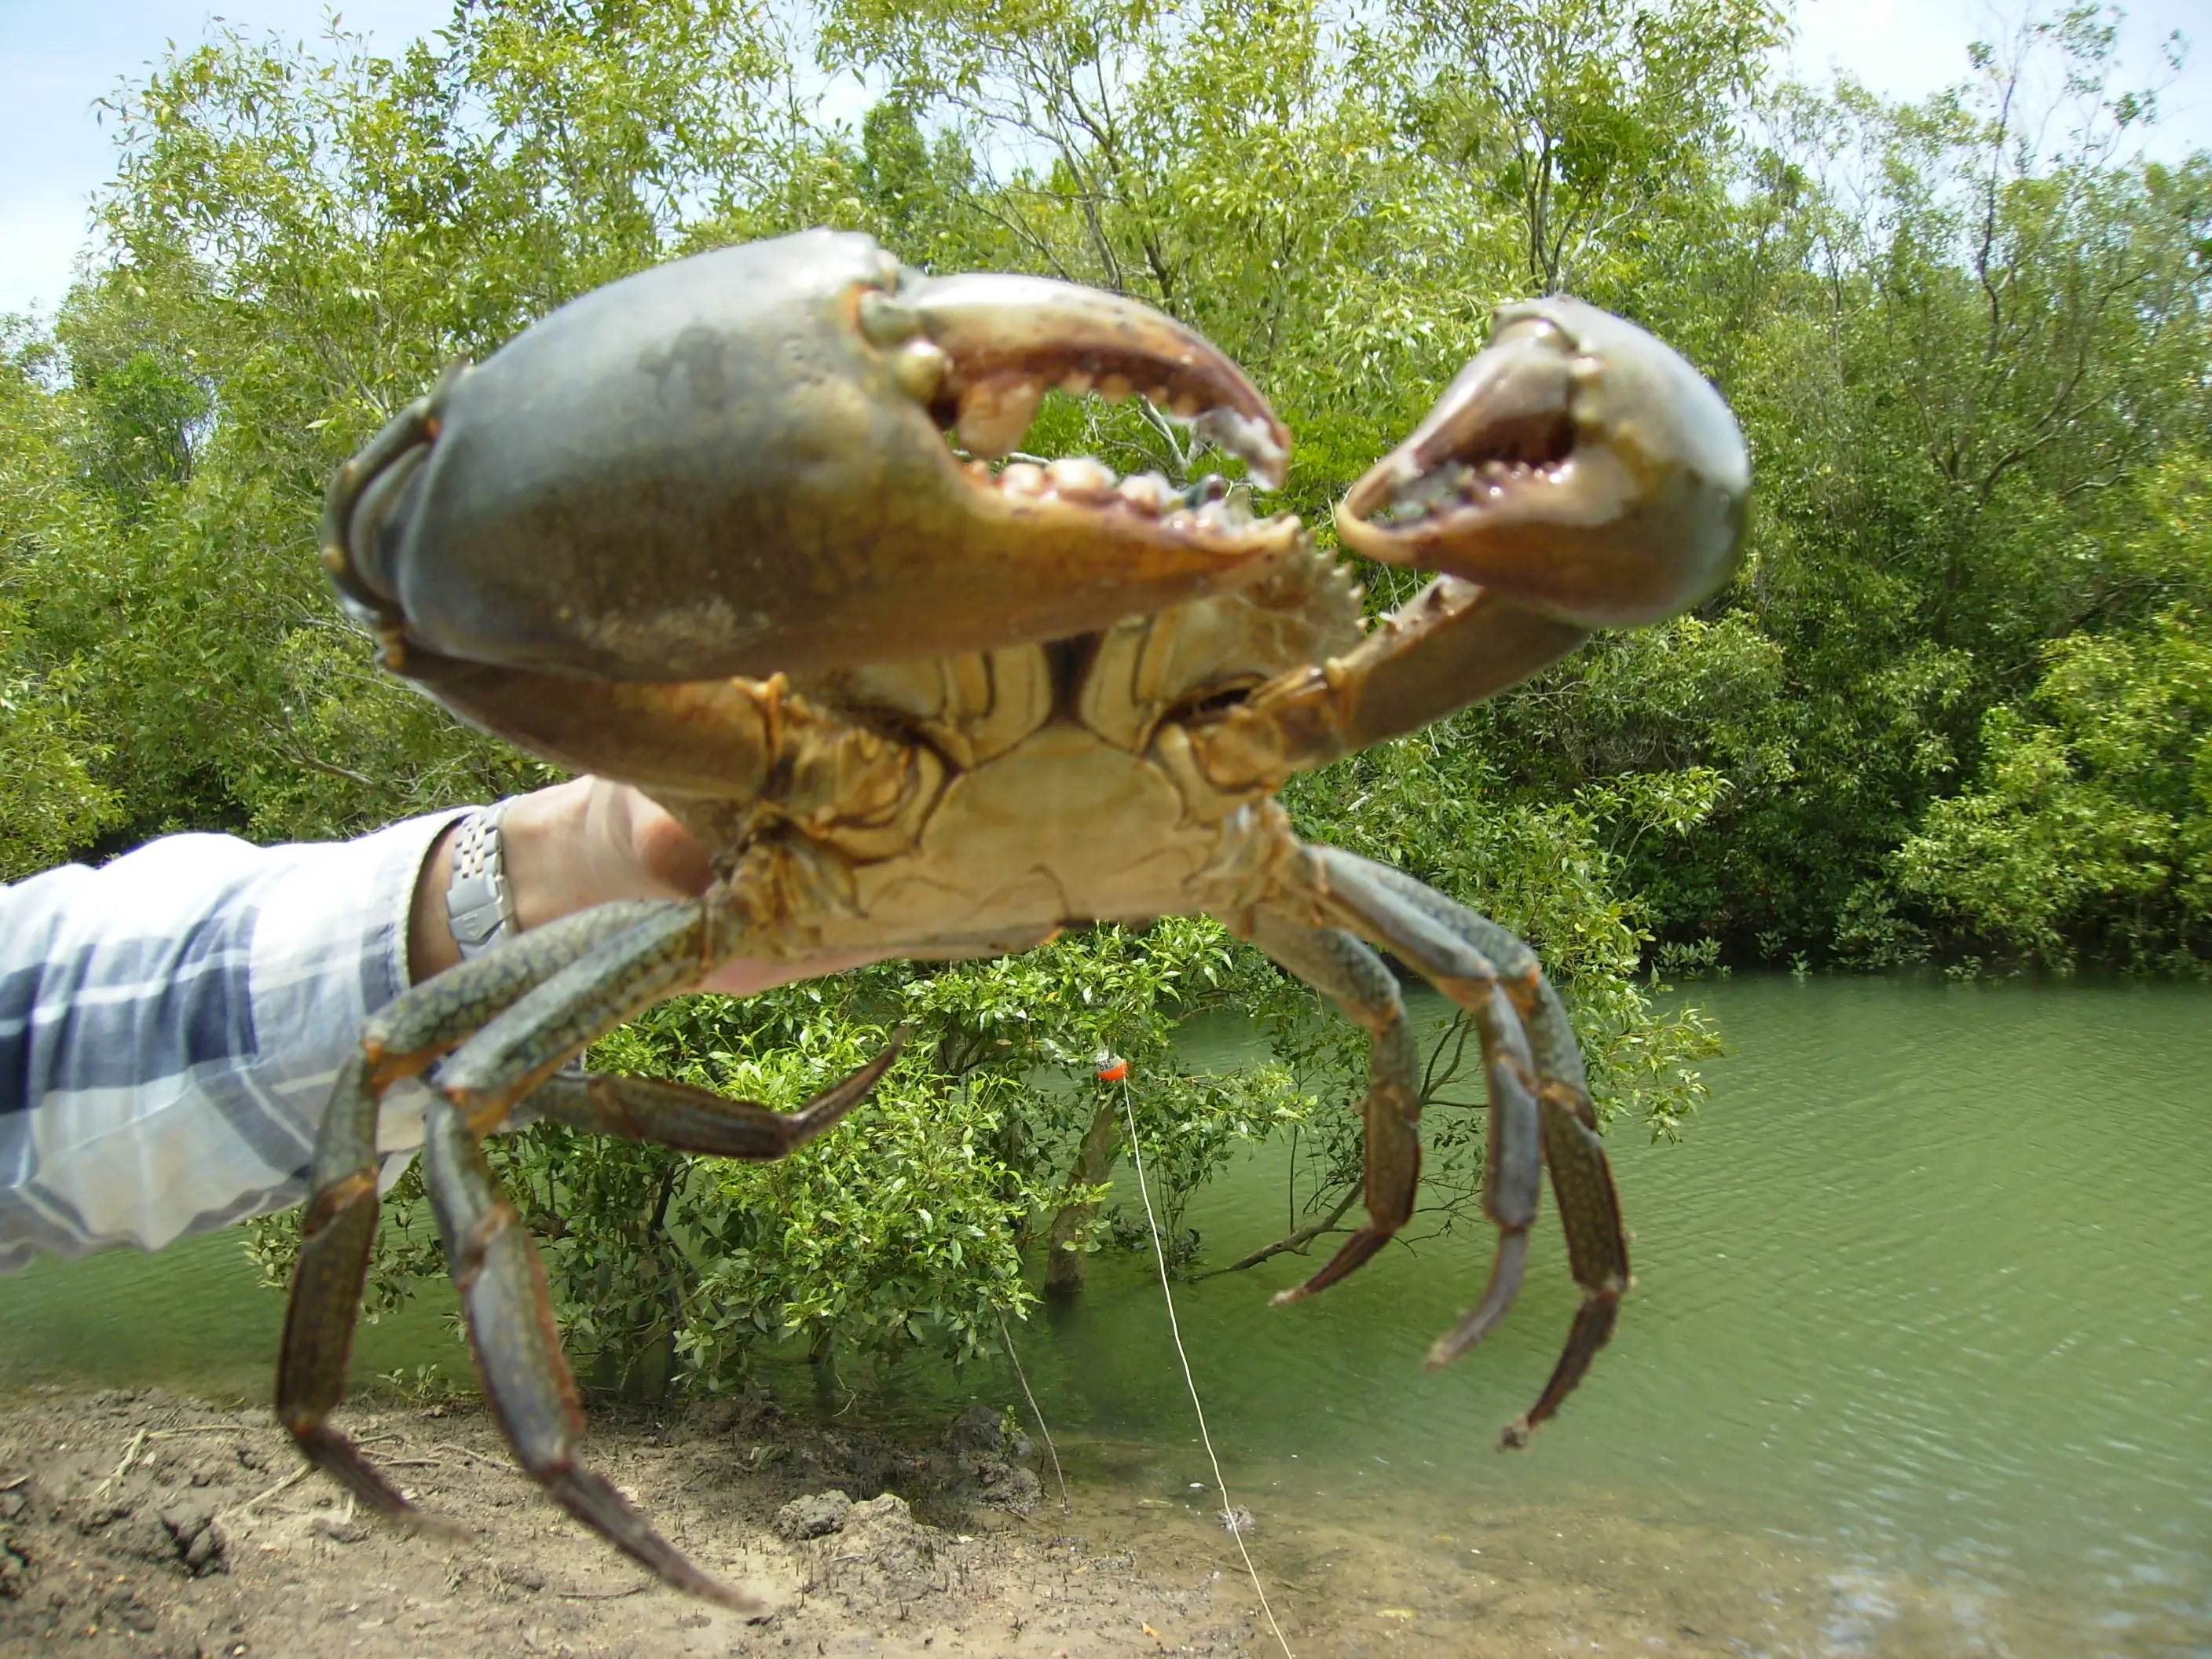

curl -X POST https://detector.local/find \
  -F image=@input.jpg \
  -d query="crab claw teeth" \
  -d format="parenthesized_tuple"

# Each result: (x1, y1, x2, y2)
(1043, 456, 1117, 502)
(897, 270, 1291, 487)
(1190, 408, 1289, 486)
(955, 375, 1047, 460)
(1117, 471, 1174, 515)
(1336, 298, 1749, 629)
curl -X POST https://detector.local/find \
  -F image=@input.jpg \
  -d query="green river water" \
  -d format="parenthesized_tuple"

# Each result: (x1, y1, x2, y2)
(2, 974, 2207, 1654)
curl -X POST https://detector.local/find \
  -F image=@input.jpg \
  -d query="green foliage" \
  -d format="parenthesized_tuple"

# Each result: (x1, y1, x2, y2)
(1399, 0, 1783, 295)
(0, 662, 123, 881)
(0, 325, 125, 873)
(1893, 456, 2212, 967)
(0, 2, 810, 848)
(674, 1055, 1041, 1379)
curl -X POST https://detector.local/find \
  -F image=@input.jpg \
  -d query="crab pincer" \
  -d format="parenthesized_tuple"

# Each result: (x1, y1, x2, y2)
(1339, 296, 1748, 628)
(324, 229, 1297, 684)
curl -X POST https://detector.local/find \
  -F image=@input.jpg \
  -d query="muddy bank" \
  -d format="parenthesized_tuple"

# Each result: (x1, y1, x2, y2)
(2, 1382, 2114, 1658)
(0, 1386, 1262, 1659)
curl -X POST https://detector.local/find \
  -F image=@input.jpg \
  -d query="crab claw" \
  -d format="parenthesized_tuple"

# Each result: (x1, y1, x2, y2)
(335, 229, 1297, 683)
(1335, 298, 1748, 628)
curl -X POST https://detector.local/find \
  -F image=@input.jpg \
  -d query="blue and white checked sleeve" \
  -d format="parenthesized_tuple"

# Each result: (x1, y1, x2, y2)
(0, 810, 467, 1273)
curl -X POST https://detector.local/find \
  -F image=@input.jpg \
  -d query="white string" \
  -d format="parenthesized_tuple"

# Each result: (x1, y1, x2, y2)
(1118, 1079, 1297, 1659)
(998, 1314, 1071, 1512)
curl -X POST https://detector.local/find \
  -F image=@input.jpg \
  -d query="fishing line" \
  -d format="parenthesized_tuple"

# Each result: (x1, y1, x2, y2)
(1116, 1075, 1297, 1659)
(998, 1313, 1070, 1513)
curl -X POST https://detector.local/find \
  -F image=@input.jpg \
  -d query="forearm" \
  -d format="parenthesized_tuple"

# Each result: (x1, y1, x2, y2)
(0, 811, 459, 1270)
(2, 778, 888, 1270)
(408, 778, 884, 995)
(406, 777, 705, 980)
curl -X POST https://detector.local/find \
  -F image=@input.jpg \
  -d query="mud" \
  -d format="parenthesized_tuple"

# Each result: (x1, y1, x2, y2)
(0, 1386, 1254, 1658)
(0, 1386, 2131, 1657)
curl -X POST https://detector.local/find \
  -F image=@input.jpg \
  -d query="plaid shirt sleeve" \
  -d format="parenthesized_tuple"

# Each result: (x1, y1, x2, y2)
(0, 809, 468, 1273)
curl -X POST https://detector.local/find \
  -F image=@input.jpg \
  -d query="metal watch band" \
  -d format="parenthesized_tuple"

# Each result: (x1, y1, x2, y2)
(445, 800, 518, 961)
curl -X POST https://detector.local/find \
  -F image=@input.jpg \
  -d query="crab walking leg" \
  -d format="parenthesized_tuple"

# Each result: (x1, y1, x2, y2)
(1295, 857, 1547, 1363)
(416, 1094, 754, 1610)
(427, 899, 750, 1130)
(1315, 853, 1595, 1123)
(1332, 857, 1625, 1435)
(1242, 911, 1424, 1299)
(414, 893, 877, 1600)
(280, 901, 683, 1518)
(522, 1031, 905, 1159)
(1304, 853, 1628, 1431)
(1507, 1079, 1627, 1445)
(278, 1050, 441, 1520)
(1309, 848, 1628, 1444)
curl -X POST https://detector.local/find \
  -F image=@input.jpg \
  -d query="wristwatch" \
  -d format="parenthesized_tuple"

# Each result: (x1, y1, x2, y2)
(445, 800, 518, 960)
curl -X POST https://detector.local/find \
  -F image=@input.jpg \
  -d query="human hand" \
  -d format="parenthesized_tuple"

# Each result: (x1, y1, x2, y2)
(408, 776, 891, 991)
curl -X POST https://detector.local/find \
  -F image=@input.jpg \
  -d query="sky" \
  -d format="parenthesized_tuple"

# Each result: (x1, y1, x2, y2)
(1, 0, 2206, 320)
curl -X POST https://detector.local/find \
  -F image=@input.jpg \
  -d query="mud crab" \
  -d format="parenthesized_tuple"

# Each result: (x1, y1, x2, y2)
(289, 229, 1749, 1606)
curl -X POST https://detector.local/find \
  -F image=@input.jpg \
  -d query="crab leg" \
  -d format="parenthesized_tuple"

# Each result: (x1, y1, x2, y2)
(417, 1093, 751, 1608)
(1327, 854, 1595, 1121)
(1243, 912, 1424, 1298)
(522, 1036, 903, 1159)
(284, 891, 897, 1595)
(1304, 847, 1628, 1445)
(1314, 853, 1627, 1437)
(1517, 1075, 1626, 1445)
(280, 901, 678, 1517)
(429, 902, 723, 1131)
(1186, 577, 1591, 791)
(1291, 849, 1628, 1451)
(397, 888, 859, 1602)
(412, 905, 745, 1602)
(1293, 859, 1547, 1334)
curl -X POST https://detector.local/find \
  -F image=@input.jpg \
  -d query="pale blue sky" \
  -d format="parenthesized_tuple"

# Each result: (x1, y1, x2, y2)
(2, 0, 2204, 319)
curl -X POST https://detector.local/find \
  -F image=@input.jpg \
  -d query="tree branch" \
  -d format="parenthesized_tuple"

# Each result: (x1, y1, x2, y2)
(1199, 1185, 1360, 1278)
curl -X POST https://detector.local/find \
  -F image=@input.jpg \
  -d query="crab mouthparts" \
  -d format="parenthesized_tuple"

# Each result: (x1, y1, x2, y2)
(860, 271, 1292, 494)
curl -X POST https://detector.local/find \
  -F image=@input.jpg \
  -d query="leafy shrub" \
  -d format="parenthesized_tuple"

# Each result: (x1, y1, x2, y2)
(1898, 607, 2212, 969)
